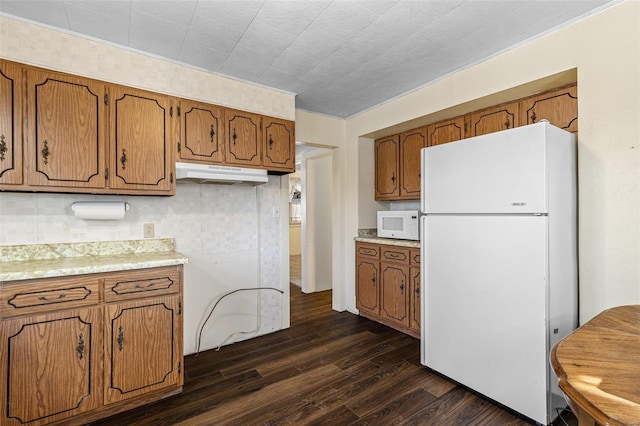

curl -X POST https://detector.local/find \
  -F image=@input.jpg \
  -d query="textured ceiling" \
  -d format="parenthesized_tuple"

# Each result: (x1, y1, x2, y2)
(0, 0, 618, 118)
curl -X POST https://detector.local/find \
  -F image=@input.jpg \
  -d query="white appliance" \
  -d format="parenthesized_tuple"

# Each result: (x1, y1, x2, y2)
(377, 210, 419, 241)
(420, 122, 577, 425)
(175, 162, 268, 185)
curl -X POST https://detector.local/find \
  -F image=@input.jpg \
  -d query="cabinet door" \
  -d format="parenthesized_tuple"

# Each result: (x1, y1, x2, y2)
(104, 295, 182, 404)
(224, 110, 262, 167)
(26, 69, 106, 189)
(374, 135, 400, 200)
(469, 101, 519, 137)
(262, 117, 294, 173)
(355, 257, 380, 316)
(109, 85, 174, 193)
(178, 99, 224, 164)
(0, 61, 23, 186)
(399, 127, 425, 199)
(0, 308, 101, 426)
(410, 266, 421, 332)
(380, 263, 410, 328)
(426, 116, 466, 146)
(520, 84, 578, 133)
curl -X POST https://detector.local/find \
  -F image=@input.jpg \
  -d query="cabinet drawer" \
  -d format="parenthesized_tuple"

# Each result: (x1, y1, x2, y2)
(356, 242, 380, 259)
(104, 266, 181, 302)
(381, 247, 410, 265)
(1, 275, 100, 318)
(410, 249, 421, 267)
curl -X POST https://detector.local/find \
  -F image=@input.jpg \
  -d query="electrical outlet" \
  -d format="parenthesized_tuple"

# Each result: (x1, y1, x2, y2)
(143, 223, 154, 238)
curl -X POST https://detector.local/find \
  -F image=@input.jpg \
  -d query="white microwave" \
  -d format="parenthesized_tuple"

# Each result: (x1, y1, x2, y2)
(377, 210, 420, 241)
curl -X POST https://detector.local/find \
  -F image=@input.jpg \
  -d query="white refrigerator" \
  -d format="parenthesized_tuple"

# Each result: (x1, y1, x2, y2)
(420, 121, 577, 425)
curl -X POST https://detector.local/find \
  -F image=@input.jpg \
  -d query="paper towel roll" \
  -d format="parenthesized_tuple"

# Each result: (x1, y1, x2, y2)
(72, 201, 129, 220)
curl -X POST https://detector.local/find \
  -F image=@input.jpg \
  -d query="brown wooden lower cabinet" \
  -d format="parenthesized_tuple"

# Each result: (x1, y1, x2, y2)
(355, 242, 420, 338)
(0, 265, 183, 426)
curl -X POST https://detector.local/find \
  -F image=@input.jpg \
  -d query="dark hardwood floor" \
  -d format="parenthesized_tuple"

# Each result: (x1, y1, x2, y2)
(90, 284, 576, 426)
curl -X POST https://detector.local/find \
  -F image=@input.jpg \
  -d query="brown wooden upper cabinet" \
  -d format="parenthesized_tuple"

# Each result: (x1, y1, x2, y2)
(399, 127, 426, 198)
(108, 85, 174, 194)
(519, 84, 578, 133)
(224, 109, 262, 168)
(177, 98, 224, 164)
(262, 117, 295, 173)
(469, 101, 519, 137)
(375, 135, 400, 200)
(0, 61, 23, 187)
(426, 115, 467, 146)
(25, 68, 107, 190)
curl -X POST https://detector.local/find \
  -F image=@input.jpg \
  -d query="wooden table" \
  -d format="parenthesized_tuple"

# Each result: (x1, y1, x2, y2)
(550, 305, 640, 426)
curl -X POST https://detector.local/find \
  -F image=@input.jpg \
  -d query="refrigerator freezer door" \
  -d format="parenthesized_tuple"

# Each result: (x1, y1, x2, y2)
(422, 215, 549, 424)
(421, 123, 547, 214)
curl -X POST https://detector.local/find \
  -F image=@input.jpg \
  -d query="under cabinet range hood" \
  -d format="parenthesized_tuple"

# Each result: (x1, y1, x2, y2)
(175, 162, 268, 185)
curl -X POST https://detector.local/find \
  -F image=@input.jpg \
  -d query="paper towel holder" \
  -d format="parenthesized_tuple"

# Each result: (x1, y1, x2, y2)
(71, 201, 130, 220)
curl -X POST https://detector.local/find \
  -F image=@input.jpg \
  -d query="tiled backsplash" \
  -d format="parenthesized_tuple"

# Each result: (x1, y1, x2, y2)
(0, 178, 286, 354)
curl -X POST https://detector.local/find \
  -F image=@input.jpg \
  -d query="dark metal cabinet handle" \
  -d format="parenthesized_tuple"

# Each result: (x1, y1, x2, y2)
(372, 275, 376, 286)
(0, 134, 6, 161)
(415, 286, 420, 295)
(391, 173, 396, 183)
(232, 128, 237, 144)
(210, 125, 215, 142)
(133, 281, 157, 289)
(120, 148, 127, 170)
(531, 110, 537, 122)
(117, 326, 124, 351)
(505, 119, 510, 128)
(37, 293, 67, 301)
(400, 282, 405, 293)
(269, 135, 273, 149)
(41, 140, 50, 165)
(77, 333, 85, 360)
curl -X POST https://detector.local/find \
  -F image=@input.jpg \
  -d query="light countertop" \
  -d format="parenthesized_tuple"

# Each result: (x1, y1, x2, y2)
(0, 238, 188, 282)
(354, 236, 420, 248)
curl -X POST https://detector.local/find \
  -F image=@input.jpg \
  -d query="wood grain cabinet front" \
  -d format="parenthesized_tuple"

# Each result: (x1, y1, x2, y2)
(0, 60, 23, 187)
(374, 135, 400, 200)
(25, 68, 107, 190)
(427, 115, 467, 147)
(519, 84, 577, 134)
(177, 98, 225, 165)
(104, 295, 182, 405)
(108, 85, 174, 194)
(262, 117, 295, 173)
(0, 265, 184, 426)
(355, 242, 419, 338)
(399, 127, 426, 198)
(224, 109, 262, 168)
(468, 101, 520, 137)
(0, 308, 102, 426)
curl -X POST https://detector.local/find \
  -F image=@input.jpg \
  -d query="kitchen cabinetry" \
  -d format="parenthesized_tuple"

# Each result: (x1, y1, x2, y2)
(427, 115, 467, 147)
(355, 241, 419, 338)
(0, 61, 23, 187)
(25, 68, 107, 190)
(109, 85, 174, 193)
(409, 249, 421, 332)
(262, 117, 295, 173)
(177, 98, 224, 164)
(468, 101, 519, 137)
(224, 109, 262, 168)
(355, 243, 380, 316)
(0, 265, 183, 426)
(380, 247, 410, 329)
(374, 135, 400, 200)
(399, 127, 426, 198)
(519, 84, 578, 133)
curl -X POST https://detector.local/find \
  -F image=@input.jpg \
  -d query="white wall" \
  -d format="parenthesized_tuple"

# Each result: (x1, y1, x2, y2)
(309, 0, 640, 324)
(0, 16, 295, 354)
(305, 153, 333, 293)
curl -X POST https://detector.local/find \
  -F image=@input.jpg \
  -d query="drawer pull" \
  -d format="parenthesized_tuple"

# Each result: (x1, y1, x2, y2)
(77, 333, 85, 360)
(117, 326, 124, 351)
(134, 282, 157, 289)
(38, 293, 66, 301)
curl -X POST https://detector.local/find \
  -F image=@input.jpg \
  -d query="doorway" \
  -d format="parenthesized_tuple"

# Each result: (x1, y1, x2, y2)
(288, 143, 333, 296)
